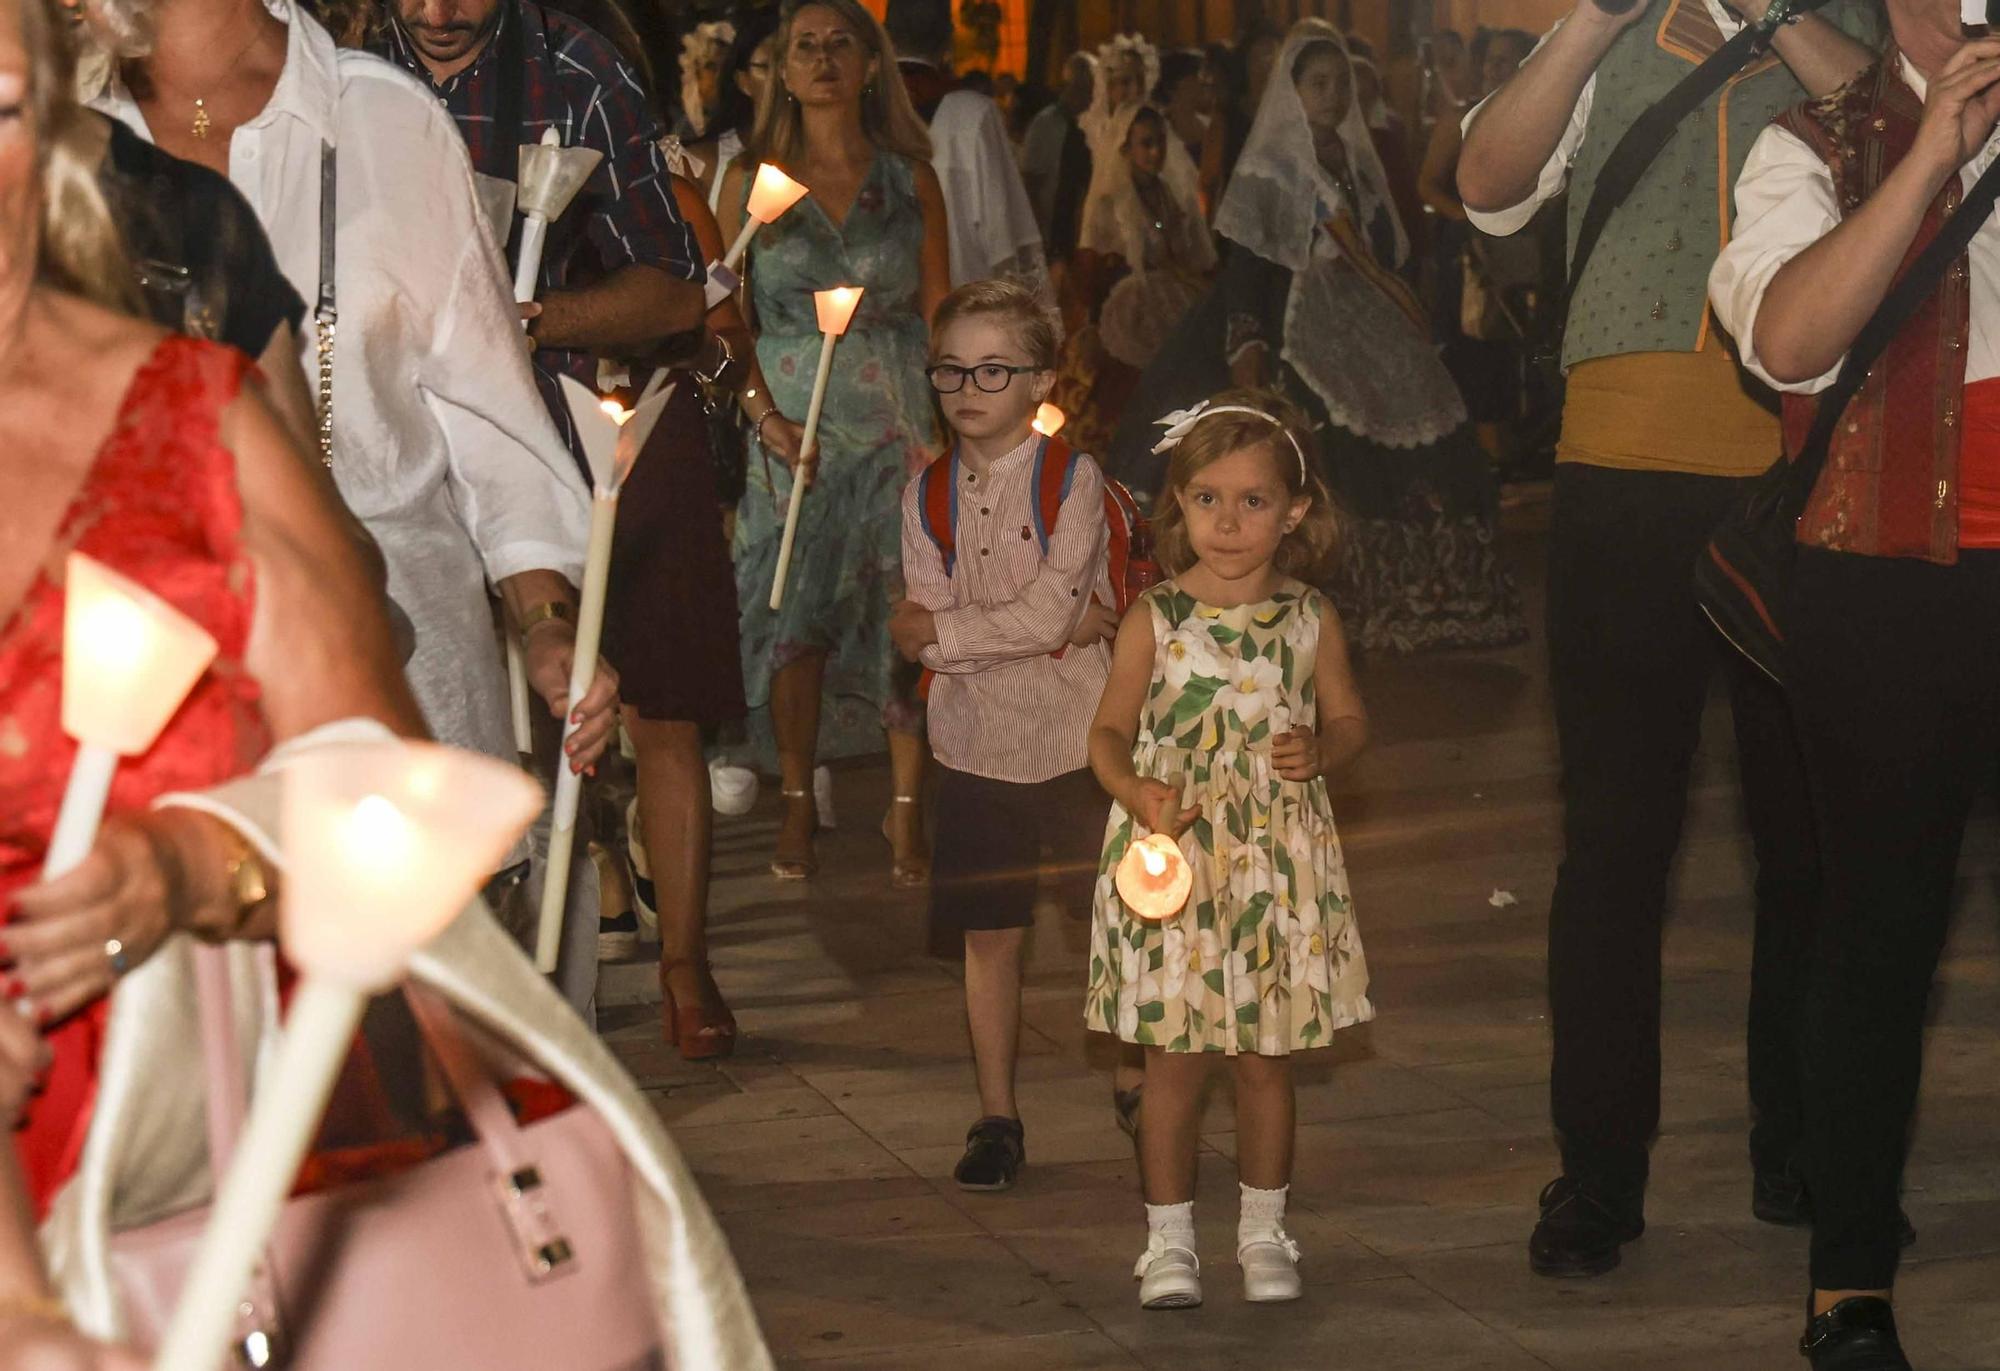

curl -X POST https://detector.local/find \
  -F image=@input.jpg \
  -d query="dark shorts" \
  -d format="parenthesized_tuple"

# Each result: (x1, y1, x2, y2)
(927, 765, 1108, 953)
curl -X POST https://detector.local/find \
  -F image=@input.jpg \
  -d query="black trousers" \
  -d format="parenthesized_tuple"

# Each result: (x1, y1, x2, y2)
(1546, 463, 1820, 1197)
(1790, 547, 2000, 1290)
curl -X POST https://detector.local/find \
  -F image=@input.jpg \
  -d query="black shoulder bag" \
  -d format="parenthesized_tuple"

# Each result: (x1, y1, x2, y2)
(1696, 152, 2000, 683)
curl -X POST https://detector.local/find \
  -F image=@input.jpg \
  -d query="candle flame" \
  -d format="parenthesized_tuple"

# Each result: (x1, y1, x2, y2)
(747, 162, 810, 223)
(75, 593, 155, 676)
(600, 399, 634, 426)
(1140, 845, 1167, 877)
(344, 793, 414, 863)
(1032, 403, 1066, 437)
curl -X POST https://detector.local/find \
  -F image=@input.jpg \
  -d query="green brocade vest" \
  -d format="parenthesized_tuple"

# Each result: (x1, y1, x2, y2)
(1562, 0, 1882, 368)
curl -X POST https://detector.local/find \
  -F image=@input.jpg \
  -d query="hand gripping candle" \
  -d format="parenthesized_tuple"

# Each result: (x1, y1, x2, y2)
(769, 285, 864, 611)
(532, 371, 676, 973)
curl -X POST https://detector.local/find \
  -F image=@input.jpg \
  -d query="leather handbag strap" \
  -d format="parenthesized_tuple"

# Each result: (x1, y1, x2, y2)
(1565, 0, 1833, 307)
(1781, 151, 2000, 508)
(189, 946, 582, 1283)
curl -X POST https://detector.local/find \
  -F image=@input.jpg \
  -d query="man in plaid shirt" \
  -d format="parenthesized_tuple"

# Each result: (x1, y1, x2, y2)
(378, 0, 706, 463)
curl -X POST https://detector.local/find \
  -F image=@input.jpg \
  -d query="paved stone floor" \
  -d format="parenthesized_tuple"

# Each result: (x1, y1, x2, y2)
(598, 492, 2000, 1370)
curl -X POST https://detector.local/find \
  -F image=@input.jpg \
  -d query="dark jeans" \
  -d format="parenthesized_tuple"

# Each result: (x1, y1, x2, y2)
(1790, 547, 2000, 1290)
(1546, 463, 1820, 1198)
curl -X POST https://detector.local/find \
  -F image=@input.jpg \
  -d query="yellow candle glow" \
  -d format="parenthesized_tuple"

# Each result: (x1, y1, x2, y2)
(770, 287, 865, 611)
(1032, 403, 1066, 437)
(746, 162, 810, 224)
(815, 285, 865, 336)
(1115, 833, 1193, 922)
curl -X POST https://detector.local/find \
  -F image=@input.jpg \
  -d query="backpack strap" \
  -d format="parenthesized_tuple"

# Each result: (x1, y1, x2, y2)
(1030, 436, 1076, 555)
(917, 446, 960, 576)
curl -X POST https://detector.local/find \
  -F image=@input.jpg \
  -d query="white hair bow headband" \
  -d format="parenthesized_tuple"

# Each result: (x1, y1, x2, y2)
(1151, 402, 1309, 485)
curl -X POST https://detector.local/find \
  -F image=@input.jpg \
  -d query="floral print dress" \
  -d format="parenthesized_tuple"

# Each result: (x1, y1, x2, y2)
(1087, 581, 1373, 1055)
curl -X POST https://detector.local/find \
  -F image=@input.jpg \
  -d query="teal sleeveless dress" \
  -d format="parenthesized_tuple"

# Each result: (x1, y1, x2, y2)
(732, 151, 939, 765)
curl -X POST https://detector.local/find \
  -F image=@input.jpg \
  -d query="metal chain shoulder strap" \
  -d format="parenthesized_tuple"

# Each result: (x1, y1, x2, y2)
(314, 141, 337, 467)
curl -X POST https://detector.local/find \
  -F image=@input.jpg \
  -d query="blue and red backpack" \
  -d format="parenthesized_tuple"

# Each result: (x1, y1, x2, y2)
(915, 435, 1158, 697)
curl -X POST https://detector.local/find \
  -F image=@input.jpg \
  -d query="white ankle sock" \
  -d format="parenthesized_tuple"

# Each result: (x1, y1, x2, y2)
(1238, 1183, 1289, 1249)
(1145, 1200, 1196, 1252)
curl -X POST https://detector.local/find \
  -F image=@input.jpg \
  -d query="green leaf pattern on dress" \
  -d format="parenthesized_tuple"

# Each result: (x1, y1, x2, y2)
(1086, 582, 1374, 1055)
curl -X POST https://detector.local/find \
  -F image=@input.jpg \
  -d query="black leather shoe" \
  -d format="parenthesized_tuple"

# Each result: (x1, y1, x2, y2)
(1800, 1296, 1910, 1370)
(952, 1116, 1025, 1191)
(1753, 1172, 1918, 1248)
(1528, 1176, 1645, 1277)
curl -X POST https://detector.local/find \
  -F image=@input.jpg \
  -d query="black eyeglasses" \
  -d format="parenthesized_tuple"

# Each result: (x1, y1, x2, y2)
(926, 363, 1044, 394)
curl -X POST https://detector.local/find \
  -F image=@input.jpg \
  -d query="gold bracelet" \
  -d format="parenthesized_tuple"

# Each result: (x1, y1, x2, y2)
(517, 600, 575, 640)
(0, 1290, 71, 1324)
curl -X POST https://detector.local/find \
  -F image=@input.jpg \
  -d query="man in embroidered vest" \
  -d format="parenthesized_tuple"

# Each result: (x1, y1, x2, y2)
(1710, 11, 2000, 1366)
(1457, 0, 1879, 1279)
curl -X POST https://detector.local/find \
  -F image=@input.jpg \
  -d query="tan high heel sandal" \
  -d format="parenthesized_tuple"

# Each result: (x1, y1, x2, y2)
(880, 794, 930, 890)
(771, 788, 818, 881)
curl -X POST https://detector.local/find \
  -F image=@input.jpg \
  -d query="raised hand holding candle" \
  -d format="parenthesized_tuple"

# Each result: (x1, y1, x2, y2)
(770, 286, 863, 612)
(152, 740, 542, 1371)
(1032, 403, 1066, 438)
(706, 163, 809, 308)
(46, 553, 219, 879)
(533, 371, 676, 972)
(1115, 833, 1193, 923)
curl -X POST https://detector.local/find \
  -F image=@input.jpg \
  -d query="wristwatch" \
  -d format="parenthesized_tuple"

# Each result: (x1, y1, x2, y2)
(220, 830, 272, 935)
(517, 600, 575, 641)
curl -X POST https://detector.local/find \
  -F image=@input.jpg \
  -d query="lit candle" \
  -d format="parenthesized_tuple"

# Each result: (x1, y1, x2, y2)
(1032, 403, 1066, 438)
(533, 372, 676, 973)
(46, 553, 219, 879)
(512, 127, 604, 310)
(770, 286, 864, 612)
(706, 163, 810, 309)
(151, 740, 543, 1371)
(1115, 832, 1193, 923)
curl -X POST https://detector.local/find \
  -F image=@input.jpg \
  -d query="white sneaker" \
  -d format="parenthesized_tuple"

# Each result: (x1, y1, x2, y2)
(1238, 1232, 1302, 1303)
(1134, 1239, 1203, 1310)
(710, 763, 758, 817)
(813, 765, 836, 829)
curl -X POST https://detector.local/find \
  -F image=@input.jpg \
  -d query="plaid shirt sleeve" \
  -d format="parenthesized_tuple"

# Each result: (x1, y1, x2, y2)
(559, 34, 702, 283)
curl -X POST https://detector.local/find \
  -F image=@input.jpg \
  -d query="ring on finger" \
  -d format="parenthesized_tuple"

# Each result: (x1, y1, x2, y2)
(104, 938, 132, 979)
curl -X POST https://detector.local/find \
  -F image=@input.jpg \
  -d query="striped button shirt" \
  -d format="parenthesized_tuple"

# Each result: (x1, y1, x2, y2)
(901, 432, 1115, 784)
(379, 1, 701, 465)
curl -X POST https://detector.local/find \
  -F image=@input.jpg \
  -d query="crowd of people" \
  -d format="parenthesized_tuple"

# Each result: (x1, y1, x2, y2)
(0, 0, 1991, 1365)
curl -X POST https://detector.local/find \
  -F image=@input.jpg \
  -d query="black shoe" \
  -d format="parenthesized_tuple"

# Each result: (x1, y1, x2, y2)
(1529, 1176, 1645, 1278)
(1800, 1296, 1910, 1370)
(597, 910, 640, 962)
(1753, 1171, 1918, 1249)
(953, 1117, 1025, 1192)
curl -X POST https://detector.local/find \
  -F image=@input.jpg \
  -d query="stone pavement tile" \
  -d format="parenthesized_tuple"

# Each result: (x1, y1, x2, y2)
(668, 1113, 918, 1214)
(1339, 995, 1553, 1069)
(647, 1078, 837, 1130)
(783, 1330, 1143, 1370)
(723, 1190, 985, 1245)
(729, 1231, 1092, 1363)
(1089, 1273, 1553, 1371)
(1894, 1250, 2000, 1369)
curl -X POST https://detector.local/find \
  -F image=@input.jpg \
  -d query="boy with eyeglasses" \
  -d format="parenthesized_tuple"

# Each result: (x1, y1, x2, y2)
(890, 280, 1117, 1191)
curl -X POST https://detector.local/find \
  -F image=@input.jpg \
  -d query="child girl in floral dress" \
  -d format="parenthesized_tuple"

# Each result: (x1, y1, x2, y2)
(1087, 391, 1374, 1310)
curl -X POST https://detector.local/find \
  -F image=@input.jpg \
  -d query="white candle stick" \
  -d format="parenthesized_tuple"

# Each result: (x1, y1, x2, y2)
(770, 286, 864, 612)
(704, 163, 809, 310)
(505, 634, 534, 760)
(151, 740, 542, 1371)
(511, 127, 603, 311)
(46, 554, 218, 879)
(533, 373, 676, 973)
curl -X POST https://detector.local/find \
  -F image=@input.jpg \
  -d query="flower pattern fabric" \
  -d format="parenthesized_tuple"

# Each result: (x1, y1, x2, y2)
(731, 152, 941, 765)
(1087, 582, 1372, 1055)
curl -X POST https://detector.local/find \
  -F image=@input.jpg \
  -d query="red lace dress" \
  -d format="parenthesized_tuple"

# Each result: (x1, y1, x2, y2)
(0, 336, 269, 1216)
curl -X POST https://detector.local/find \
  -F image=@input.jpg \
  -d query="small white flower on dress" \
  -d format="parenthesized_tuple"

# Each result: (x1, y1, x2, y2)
(1161, 918, 1194, 1001)
(1160, 627, 1221, 689)
(1225, 842, 1275, 906)
(1288, 923, 1331, 996)
(1214, 655, 1284, 724)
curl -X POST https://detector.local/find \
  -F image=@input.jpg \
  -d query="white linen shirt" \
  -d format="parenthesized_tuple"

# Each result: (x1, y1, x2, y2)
(930, 89, 1050, 290)
(92, 0, 590, 766)
(1710, 54, 2000, 394)
(1463, 0, 1747, 236)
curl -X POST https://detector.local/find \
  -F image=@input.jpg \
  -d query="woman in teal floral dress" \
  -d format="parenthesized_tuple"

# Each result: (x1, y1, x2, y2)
(1088, 395, 1371, 1310)
(718, 0, 949, 883)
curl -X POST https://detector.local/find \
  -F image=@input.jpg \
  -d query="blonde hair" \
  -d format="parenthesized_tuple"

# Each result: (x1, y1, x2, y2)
(928, 278, 1062, 370)
(746, 0, 931, 166)
(1150, 389, 1338, 581)
(22, 0, 137, 311)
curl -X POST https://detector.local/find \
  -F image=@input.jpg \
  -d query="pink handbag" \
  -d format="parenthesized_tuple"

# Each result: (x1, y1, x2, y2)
(107, 951, 665, 1370)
